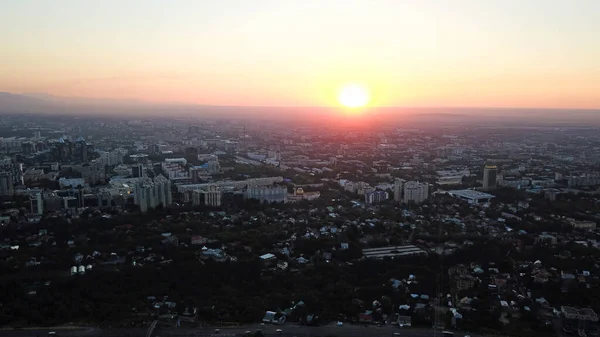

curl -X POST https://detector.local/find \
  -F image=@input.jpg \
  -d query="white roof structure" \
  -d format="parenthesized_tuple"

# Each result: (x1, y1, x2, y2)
(362, 245, 426, 259)
(260, 253, 276, 260)
(448, 189, 495, 203)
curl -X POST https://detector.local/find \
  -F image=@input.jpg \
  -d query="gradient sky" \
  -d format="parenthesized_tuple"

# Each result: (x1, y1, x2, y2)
(1, 0, 599, 108)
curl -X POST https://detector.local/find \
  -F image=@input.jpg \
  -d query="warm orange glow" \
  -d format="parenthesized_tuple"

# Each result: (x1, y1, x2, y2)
(338, 84, 370, 108)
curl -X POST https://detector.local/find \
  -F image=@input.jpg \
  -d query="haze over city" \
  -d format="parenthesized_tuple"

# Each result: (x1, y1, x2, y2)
(1, 0, 600, 111)
(2, 2, 600, 337)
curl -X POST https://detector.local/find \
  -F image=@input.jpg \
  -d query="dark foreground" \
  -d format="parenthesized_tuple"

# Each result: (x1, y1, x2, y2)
(0, 324, 477, 337)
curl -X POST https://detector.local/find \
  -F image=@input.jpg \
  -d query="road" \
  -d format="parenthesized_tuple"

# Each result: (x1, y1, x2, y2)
(0, 324, 478, 337)
(156, 324, 477, 337)
(0, 328, 144, 337)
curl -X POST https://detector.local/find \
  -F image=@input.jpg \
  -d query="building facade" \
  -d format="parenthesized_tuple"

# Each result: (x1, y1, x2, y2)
(403, 181, 429, 204)
(204, 185, 222, 207)
(134, 175, 172, 212)
(365, 190, 389, 204)
(245, 185, 287, 203)
(0, 172, 14, 196)
(393, 178, 404, 203)
(483, 165, 498, 190)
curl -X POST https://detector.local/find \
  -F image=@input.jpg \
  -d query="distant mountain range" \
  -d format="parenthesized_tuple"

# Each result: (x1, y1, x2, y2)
(1, 91, 598, 126)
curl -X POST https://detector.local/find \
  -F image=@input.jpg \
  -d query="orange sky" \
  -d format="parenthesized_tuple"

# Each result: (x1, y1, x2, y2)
(1, 0, 599, 109)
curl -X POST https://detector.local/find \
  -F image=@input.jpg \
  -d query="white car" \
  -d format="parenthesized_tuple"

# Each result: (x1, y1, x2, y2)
(276, 329, 283, 333)
(337, 321, 343, 326)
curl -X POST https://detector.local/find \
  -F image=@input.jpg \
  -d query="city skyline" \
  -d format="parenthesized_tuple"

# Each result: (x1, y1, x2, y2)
(1, 0, 600, 109)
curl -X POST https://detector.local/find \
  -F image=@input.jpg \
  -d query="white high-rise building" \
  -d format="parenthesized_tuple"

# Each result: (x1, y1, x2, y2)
(203, 185, 222, 207)
(153, 174, 172, 207)
(134, 175, 172, 212)
(483, 165, 498, 191)
(98, 150, 124, 167)
(403, 181, 429, 204)
(393, 178, 405, 203)
(0, 172, 14, 196)
(134, 179, 155, 213)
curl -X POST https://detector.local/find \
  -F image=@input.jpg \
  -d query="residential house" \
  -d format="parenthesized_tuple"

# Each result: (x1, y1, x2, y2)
(191, 235, 207, 245)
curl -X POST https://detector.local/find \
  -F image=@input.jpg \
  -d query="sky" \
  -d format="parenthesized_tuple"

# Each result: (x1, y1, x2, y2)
(1, 0, 599, 109)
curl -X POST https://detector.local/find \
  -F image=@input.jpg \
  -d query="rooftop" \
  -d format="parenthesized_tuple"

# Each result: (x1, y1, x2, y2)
(448, 189, 495, 201)
(562, 306, 599, 321)
(362, 245, 426, 259)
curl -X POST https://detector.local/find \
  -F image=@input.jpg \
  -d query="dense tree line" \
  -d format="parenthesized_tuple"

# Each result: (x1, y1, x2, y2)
(0, 256, 439, 327)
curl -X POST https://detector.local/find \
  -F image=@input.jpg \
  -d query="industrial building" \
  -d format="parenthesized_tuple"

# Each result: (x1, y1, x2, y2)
(448, 189, 495, 204)
(362, 245, 426, 259)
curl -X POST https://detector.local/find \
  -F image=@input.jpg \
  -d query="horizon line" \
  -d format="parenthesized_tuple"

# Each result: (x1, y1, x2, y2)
(2, 91, 600, 111)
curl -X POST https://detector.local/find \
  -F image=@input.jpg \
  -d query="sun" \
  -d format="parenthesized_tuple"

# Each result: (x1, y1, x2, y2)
(338, 84, 370, 108)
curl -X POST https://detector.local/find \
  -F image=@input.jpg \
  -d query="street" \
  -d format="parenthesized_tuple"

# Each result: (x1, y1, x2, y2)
(156, 324, 475, 337)
(0, 324, 478, 337)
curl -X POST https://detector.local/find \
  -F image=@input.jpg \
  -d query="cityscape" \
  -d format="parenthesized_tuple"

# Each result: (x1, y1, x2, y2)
(1, 1, 600, 337)
(0, 113, 599, 337)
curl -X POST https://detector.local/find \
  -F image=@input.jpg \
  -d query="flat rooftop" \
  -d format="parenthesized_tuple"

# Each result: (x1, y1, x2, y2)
(562, 306, 599, 321)
(363, 245, 426, 259)
(448, 189, 495, 200)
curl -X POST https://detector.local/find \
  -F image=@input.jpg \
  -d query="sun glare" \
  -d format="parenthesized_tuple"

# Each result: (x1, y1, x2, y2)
(338, 84, 370, 108)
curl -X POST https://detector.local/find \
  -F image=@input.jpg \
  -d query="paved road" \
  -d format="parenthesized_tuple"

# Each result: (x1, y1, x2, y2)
(155, 324, 476, 337)
(0, 325, 477, 337)
(0, 328, 144, 337)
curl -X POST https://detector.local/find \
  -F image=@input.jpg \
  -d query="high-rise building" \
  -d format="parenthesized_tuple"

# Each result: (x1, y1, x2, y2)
(207, 160, 220, 174)
(483, 165, 498, 190)
(98, 150, 124, 167)
(0, 163, 24, 185)
(393, 178, 405, 203)
(132, 164, 144, 178)
(149, 144, 160, 154)
(203, 185, 222, 207)
(134, 175, 172, 212)
(365, 190, 389, 204)
(403, 181, 429, 204)
(29, 192, 43, 215)
(153, 174, 172, 207)
(51, 136, 93, 162)
(0, 172, 14, 197)
(74, 136, 89, 162)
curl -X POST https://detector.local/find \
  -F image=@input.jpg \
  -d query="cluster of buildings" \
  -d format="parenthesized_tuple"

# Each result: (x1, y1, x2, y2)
(1, 113, 600, 333)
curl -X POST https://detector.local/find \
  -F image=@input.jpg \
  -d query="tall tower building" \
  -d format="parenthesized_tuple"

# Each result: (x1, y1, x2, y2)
(134, 178, 154, 213)
(483, 165, 498, 191)
(30, 192, 43, 215)
(74, 136, 88, 162)
(132, 164, 144, 178)
(207, 160, 221, 174)
(153, 174, 173, 207)
(0, 172, 14, 197)
(134, 175, 172, 212)
(403, 181, 429, 204)
(393, 179, 405, 203)
(204, 185, 222, 207)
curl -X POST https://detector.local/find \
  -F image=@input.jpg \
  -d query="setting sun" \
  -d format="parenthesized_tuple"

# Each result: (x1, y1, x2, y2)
(338, 84, 370, 108)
